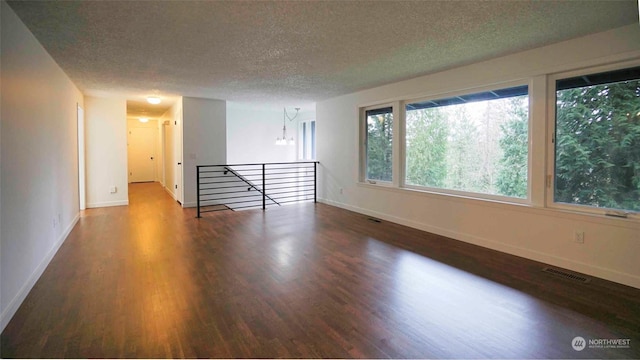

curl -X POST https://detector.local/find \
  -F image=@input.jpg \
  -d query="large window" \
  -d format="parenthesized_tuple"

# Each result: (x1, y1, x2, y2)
(365, 107, 393, 182)
(554, 66, 640, 213)
(405, 85, 529, 199)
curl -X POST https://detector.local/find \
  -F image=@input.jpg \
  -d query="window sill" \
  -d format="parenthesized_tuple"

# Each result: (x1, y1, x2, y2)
(356, 182, 640, 229)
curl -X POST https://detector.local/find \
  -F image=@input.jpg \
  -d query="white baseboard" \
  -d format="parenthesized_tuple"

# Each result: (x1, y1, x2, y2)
(182, 201, 197, 208)
(164, 186, 177, 200)
(86, 200, 128, 208)
(1, 213, 80, 332)
(318, 198, 640, 289)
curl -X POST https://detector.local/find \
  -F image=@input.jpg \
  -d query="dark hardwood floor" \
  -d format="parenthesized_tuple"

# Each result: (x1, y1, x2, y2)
(1, 182, 639, 358)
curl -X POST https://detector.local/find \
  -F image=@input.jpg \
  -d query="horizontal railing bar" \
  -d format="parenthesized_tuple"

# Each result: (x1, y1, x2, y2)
(223, 199, 277, 206)
(199, 179, 256, 184)
(266, 168, 315, 172)
(269, 185, 313, 194)
(265, 172, 314, 177)
(266, 180, 314, 186)
(201, 194, 263, 201)
(266, 185, 313, 192)
(198, 169, 227, 173)
(271, 193, 315, 200)
(228, 175, 263, 181)
(276, 198, 314, 205)
(263, 177, 314, 182)
(265, 166, 315, 172)
(267, 185, 314, 192)
(267, 189, 314, 196)
(198, 176, 247, 180)
(200, 183, 254, 192)
(226, 173, 263, 178)
(200, 184, 260, 191)
(198, 161, 318, 168)
(200, 191, 260, 198)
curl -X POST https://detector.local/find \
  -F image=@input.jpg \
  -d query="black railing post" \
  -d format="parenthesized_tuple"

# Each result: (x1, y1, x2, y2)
(196, 166, 201, 218)
(262, 163, 266, 210)
(314, 162, 317, 203)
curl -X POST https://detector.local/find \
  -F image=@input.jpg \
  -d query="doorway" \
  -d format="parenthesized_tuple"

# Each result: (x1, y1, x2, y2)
(128, 122, 158, 183)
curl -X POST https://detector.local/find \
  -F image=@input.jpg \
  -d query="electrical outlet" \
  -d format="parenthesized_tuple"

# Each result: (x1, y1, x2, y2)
(339, 188, 344, 194)
(52, 218, 57, 229)
(574, 231, 585, 244)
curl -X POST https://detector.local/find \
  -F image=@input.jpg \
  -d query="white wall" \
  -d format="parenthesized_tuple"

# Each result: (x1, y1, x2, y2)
(317, 24, 640, 289)
(1, 2, 84, 331)
(226, 103, 300, 164)
(182, 97, 227, 207)
(85, 97, 128, 208)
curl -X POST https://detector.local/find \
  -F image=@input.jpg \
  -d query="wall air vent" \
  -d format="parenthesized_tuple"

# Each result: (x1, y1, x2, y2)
(542, 267, 591, 283)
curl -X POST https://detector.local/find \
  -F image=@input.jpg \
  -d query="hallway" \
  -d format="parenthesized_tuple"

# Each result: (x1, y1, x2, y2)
(1, 183, 639, 358)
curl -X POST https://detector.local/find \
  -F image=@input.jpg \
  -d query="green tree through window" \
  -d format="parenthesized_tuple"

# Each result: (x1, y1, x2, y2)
(366, 108, 393, 182)
(555, 70, 640, 212)
(405, 87, 528, 198)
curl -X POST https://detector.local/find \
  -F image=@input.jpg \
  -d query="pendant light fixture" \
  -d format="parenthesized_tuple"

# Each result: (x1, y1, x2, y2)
(276, 107, 300, 145)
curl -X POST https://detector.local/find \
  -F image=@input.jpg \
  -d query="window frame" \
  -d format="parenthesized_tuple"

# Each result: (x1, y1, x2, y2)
(401, 80, 533, 204)
(360, 104, 395, 185)
(546, 60, 640, 218)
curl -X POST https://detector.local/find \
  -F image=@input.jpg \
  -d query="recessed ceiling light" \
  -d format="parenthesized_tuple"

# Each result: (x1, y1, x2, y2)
(139, 117, 149, 123)
(147, 96, 161, 104)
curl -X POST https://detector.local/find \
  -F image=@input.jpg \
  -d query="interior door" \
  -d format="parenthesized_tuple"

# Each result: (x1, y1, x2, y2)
(128, 127, 156, 182)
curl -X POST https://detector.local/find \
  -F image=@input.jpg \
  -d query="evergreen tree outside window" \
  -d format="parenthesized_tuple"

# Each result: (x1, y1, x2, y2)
(405, 86, 529, 199)
(365, 107, 393, 182)
(554, 66, 640, 212)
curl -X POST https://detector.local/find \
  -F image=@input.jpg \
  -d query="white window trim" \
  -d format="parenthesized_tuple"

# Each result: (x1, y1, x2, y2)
(401, 79, 533, 204)
(360, 103, 395, 185)
(546, 59, 640, 220)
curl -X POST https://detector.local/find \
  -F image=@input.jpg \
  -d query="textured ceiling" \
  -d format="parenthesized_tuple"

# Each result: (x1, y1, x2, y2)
(6, 0, 638, 116)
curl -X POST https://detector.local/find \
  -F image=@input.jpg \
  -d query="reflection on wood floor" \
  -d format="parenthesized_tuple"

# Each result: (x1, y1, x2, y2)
(1, 182, 639, 358)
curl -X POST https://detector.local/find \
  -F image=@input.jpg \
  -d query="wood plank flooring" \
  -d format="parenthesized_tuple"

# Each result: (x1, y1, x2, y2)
(1, 182, 639, 358)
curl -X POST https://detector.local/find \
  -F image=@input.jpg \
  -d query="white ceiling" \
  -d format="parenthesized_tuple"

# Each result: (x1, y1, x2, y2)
(7, 0, 638, 117)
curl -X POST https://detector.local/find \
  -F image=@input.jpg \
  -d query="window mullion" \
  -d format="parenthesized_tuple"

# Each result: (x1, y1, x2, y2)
(530, 75, 547, 207)
(392, 101, 402, 188)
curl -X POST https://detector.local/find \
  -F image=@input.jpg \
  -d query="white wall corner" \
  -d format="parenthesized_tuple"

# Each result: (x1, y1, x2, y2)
(0, 213, 80, 332)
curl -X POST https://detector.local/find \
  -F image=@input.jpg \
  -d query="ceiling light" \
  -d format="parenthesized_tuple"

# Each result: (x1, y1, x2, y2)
(147, 96, 161, 104)
(139, 117, 149, 123)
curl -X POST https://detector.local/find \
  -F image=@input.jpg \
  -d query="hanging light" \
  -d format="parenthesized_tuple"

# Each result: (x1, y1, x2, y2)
(276, 107, 300, 145)
(139, 117, 149, 123)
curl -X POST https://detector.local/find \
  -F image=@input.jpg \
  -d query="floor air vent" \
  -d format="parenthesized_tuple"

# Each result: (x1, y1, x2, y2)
(542, 267, 591, 283)
(367, 217, 382, 223)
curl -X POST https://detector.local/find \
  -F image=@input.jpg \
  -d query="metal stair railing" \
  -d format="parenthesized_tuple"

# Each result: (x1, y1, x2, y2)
(223, 166, 280, 206)
(197, 161, 318, 217)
